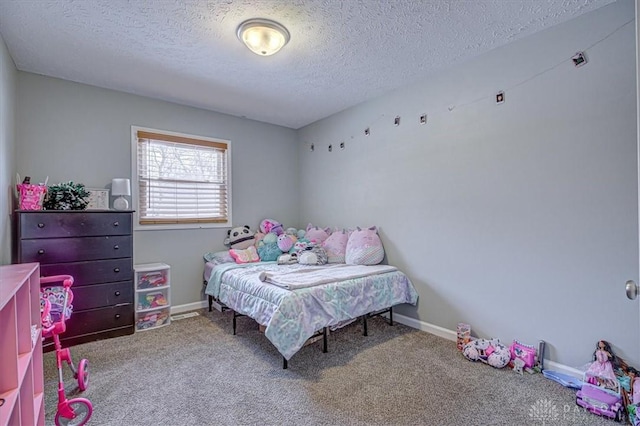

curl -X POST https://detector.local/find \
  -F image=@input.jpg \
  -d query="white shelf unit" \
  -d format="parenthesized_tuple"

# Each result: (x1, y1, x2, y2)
(134, 263, 171, 332)
(0, 263, 45, 426)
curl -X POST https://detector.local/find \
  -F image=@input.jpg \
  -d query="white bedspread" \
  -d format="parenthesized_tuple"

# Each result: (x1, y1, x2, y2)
(258, 264, 398, 289)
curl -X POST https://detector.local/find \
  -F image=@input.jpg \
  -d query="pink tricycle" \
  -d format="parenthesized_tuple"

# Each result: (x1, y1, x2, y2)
(41, 275, 93, 426)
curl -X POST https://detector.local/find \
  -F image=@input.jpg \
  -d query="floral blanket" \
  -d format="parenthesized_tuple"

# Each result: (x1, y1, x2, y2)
(205, 262, 418, 360)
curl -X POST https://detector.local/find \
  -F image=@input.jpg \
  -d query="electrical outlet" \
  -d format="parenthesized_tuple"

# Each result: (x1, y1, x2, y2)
(365, 127, 370, 136)
(496, 91, 505, 104)
(310, 143, 314, 152)
(328, 144, 332, 152)
(340, 142, 345, 149)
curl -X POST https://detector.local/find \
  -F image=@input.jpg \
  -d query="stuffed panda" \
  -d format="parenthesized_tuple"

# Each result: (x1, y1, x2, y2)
(224, 225, 255, 250)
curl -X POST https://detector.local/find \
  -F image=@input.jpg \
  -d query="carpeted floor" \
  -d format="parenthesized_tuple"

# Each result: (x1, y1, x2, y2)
(44, 309, 612, 425)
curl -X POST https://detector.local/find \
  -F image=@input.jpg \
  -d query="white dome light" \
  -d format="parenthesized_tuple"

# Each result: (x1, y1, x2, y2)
(237, 18, 290, 56)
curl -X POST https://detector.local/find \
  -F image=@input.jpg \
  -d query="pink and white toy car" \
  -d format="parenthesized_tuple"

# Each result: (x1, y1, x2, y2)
(576, 372, 624, 422)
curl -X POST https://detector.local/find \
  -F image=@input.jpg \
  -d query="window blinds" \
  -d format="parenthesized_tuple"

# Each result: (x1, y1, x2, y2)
(136, 131, 229, 224)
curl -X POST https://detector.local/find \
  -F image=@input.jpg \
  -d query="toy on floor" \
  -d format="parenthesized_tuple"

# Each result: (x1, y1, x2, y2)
(586, 340, 617, 386)
(456, 323, 470, 351)
(542, 370, 583, 389)
(41, 275, 93, 426)
(462, 338, 510, 368)
(576, 371, 624, 421)
(509, 340, 537, 374)
(576, 340, 628, 422)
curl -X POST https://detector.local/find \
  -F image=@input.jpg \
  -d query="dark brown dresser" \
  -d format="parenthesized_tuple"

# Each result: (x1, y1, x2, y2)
(13, 210, 134, 350)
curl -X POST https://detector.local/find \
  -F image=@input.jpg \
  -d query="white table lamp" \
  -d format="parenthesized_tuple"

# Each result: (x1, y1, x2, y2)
(111, 178, 131, 210)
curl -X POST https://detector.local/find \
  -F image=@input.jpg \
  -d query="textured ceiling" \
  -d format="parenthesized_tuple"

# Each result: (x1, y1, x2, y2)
(0, 0, 615, 129)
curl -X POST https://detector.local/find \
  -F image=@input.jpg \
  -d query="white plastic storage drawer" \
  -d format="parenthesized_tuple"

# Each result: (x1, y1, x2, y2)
(134, 263, 171, 332)
(135, 307, 170, 331)
(135, 264, 169, 290)
(136, 287, 170, 312)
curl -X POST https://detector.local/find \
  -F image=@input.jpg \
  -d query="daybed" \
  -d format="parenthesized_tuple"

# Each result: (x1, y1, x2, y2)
(204, 261, 418, 368)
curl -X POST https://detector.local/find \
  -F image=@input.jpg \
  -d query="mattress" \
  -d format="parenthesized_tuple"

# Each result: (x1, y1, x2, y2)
(205, 261, 418, 359)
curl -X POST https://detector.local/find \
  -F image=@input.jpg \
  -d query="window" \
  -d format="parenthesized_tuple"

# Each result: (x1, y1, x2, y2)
(132, 127, 231, 229)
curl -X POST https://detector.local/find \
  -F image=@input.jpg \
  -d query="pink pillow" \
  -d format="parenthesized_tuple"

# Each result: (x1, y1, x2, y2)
(229, 246, 260, 264)
(322, 229, 351, 263)
(305, 223, 331, 244)
(345, 226, 384, 265)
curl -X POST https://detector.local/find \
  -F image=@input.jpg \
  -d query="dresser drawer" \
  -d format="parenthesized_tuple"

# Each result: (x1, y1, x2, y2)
(40, 258, 133, 286)
(69, 281, 134, 311)
(19, 212, 132, 238)
(66, 304, 134, 336)
(20, 235, 132, 263)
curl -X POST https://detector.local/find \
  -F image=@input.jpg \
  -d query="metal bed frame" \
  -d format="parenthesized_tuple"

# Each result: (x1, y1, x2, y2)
(205, 281, 394, 369)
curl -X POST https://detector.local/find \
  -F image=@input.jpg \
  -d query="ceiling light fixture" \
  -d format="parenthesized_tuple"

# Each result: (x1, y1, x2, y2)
(237, 18, 290, 56)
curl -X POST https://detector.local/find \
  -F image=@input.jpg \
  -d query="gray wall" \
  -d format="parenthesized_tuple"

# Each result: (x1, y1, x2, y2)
(298, 0, 638, 367)
(0, 33, 16, 265)
(15, 74, 299, 305)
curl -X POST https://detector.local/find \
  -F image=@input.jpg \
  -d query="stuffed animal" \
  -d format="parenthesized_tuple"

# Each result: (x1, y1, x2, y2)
(224, 225, 255, 250)
(323, 228, 351, 263)
(277, 234, 295, 252)
(253, 231, 265, 243)
(298, 251, 318, 265)
(345, 226, 384, 265)
(257, 233, 282, 261)
(230, 246, 260, 264)
(462, 338, 510, 369)
(291, 238, 311, 254)
(277, 252, 298, 265)
(260, 219, 284, 235)
(310, 245, 328, 264)
(285, 227, 298, 236)
(305, 224, 330, 244)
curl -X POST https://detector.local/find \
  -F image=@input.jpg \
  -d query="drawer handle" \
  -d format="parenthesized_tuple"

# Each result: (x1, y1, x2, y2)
(114, 245, 119, 250)
(114, 291, 121, 296)
(113, 221, 119, 227)
(37, 223, 45, 228)
(115, 314, 121, 319)
(37, 249, 45, 255)
(114, 267, 120, 273)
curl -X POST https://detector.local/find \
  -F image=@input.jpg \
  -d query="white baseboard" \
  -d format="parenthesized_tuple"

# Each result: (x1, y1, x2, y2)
(392, 312, 457, 342)
(171, 300, 208, 315)
(541, 360, 583, 378)
(392, 312, 581, 378)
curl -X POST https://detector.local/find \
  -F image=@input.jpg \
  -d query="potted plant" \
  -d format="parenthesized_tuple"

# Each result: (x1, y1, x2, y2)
(43, 181, 90, 210)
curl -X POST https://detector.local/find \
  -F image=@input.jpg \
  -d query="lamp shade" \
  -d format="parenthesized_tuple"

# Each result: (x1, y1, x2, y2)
(237, 19, 290, 56)
(111, 178, 131, 196)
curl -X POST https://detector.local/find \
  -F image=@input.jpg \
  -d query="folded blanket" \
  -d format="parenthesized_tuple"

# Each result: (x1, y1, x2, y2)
(258, 264, 398, 290)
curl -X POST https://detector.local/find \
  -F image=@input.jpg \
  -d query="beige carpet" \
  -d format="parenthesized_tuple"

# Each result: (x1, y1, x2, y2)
(44, 309, 612, 425)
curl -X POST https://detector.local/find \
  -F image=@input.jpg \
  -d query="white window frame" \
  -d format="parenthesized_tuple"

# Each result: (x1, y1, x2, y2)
(131, 126, 232, 231)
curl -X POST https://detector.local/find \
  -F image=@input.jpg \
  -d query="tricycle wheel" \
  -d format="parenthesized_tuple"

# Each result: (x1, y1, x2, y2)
(77, 359, 89, 391)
